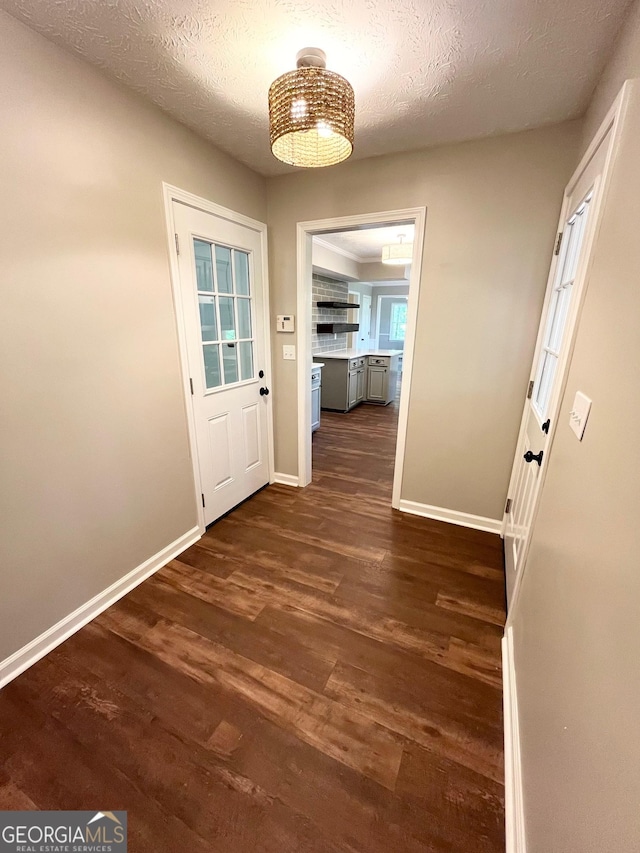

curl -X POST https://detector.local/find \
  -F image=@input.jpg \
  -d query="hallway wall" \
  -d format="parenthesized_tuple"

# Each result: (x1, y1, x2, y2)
(510, 34, 640, 853)
(266, 123, 582, 520)
(0, 11, 266, 664)
(582, 0, 640, 146)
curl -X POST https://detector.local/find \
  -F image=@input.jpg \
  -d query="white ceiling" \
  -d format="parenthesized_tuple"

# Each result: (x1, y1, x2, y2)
(316, 224, 416, 262)
(1, 0, 632, 176)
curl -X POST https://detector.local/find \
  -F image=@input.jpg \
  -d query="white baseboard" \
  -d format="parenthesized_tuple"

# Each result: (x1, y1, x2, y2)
(503, 627, 527, 853)
(272, 472, 300, 487)
(0, 525, 201, 690)
(398, 499, 501, 534)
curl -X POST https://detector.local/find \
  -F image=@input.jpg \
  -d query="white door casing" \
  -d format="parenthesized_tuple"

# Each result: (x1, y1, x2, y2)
(503, 86, 629, 610)
(347, 291, 371, 350)
(358, 293, 372, 349)
(165, 188, 273, 530)
(296, 208, 427, 507)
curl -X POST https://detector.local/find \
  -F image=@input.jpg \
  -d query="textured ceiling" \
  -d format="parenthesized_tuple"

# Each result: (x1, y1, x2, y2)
(316, 224, 416, 261)
(1, 0, 632, 176)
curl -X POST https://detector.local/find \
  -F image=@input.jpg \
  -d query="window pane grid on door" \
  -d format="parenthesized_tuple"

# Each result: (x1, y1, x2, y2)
(548, 284, 572, 352)
(561, 203, 589, 285)
(193, 239, 256, 391)
(533, 350, 558, 416)
(531, 194, 592, 420)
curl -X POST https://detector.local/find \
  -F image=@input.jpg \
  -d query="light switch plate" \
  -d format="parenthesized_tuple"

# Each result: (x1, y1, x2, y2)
(283, 344, 296, 361)
(569, 391, 592, 441)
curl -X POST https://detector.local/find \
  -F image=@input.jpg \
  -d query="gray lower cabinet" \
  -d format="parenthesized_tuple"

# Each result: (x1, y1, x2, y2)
(366, 364, 387, 402)
(347, 368, 358, 409)
(315, 356, 366, 412)
(314, 353, 399, 411)
(365, 354, 400, 405)
(311, 368, 322, 432)
(356, 366, 366, 402)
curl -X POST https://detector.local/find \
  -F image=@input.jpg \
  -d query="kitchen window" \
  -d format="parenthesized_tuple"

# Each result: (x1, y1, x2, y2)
(389, 301, 408, 342)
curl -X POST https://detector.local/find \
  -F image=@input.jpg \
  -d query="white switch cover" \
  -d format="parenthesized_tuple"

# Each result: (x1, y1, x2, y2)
(569, 391, 592, 441)
(283, 344, 296, 361)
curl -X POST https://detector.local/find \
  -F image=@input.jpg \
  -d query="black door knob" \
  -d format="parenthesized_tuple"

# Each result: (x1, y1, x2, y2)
(541, 419, 551, 434)
(260, 387, 270, 396)
(523, 450, 544, 466)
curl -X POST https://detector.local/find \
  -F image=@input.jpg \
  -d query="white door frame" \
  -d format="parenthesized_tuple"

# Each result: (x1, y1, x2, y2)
(162, 183, 275, 534)
(358, 291, 372, 349)
(347, 289, 359, 349)
(296, 207, 426, 508)
(503, 83, 630, 620)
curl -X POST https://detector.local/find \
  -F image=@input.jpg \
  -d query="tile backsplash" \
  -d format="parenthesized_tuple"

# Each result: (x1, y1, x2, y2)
(312, 273, 351, 354)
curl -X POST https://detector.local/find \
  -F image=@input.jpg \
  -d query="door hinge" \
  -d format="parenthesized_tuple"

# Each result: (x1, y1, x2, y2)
(527, 380, 534, 399)
(505, 498, 512, 514)
(201, 493, 205, 508)
(189, 377, 194, 396)
(554, 231, 563, 256)
(175, 233, 180, 255)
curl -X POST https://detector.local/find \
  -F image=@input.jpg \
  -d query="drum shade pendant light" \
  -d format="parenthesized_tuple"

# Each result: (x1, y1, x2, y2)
(268, 48, 355, 168)
(381, 234, 413, 265)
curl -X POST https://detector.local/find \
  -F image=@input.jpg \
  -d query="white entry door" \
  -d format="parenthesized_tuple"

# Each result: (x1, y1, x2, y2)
(173, 201, 270, 526)
(503, 129, 613, 606)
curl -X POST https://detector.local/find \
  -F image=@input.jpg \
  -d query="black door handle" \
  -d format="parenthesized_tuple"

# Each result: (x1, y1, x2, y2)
(523, 450, 543, 466)
(260, 387, 270, 396)
(541, 419, 551, 434)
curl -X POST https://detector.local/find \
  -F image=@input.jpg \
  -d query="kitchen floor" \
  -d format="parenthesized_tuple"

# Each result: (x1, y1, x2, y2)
(0, 394, 506, 852)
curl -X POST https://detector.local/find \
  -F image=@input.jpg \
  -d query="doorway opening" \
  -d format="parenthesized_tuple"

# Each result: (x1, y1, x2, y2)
(296, 209, 426, 507)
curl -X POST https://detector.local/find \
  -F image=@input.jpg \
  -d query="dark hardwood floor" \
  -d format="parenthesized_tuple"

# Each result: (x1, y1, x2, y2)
(0, 389, 506, 852)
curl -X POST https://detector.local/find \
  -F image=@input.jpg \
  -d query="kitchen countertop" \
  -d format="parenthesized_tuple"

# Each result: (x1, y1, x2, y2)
(313, 349, 403, 360)
(312, 362, 325, 369)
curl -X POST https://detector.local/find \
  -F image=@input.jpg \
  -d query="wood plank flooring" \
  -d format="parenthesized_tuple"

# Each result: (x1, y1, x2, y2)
(0, 391, 506, 852)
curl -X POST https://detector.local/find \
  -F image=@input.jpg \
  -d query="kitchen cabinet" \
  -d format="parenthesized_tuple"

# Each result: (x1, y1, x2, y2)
(356, 365, 366, 403)
(314, 355, 366, 412)
(313, 350, 401, 411)
(365, 354, 400, 405)
(311, 364, 323, 432)
(367, 363, 387, 402)
(347, 368, 358, 409)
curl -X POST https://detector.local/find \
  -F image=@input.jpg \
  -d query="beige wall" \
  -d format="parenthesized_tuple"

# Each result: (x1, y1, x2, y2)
(511, 80, 640, 853)
(0, 11, 266, 662)
(266, 123, 581, 519)
(582, 0, 640, 146)
(510, 3, 640, 844)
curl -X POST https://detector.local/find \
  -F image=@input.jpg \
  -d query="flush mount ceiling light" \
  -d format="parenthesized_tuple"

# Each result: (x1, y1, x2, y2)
(381, 234, 413, 265)
(268, 48, 355, 168)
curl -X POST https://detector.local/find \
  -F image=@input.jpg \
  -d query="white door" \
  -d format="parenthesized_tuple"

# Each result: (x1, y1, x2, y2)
(503, 130, 612, 605)
(357, 293, 372, 349)
(173, 201, 270, 526)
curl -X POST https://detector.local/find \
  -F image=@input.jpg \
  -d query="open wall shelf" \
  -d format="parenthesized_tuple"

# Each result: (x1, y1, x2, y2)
(316, 323, 360, 334)
(317, 301, 360, 309)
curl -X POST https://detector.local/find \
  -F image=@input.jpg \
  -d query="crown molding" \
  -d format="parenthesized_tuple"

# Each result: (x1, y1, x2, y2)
(313, 236, 367, 264)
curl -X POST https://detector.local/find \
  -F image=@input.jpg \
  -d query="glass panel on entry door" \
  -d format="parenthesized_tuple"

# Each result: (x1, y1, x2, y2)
(193, 239, 256, 389)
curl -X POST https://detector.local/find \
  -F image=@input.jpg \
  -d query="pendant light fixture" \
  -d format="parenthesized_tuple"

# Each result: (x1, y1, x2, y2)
(268, 48, 355, 168)
(381, 234, 413, 265)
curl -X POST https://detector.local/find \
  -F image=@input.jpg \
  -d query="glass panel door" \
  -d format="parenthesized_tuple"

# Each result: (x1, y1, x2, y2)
(193, 239, 255, 390)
